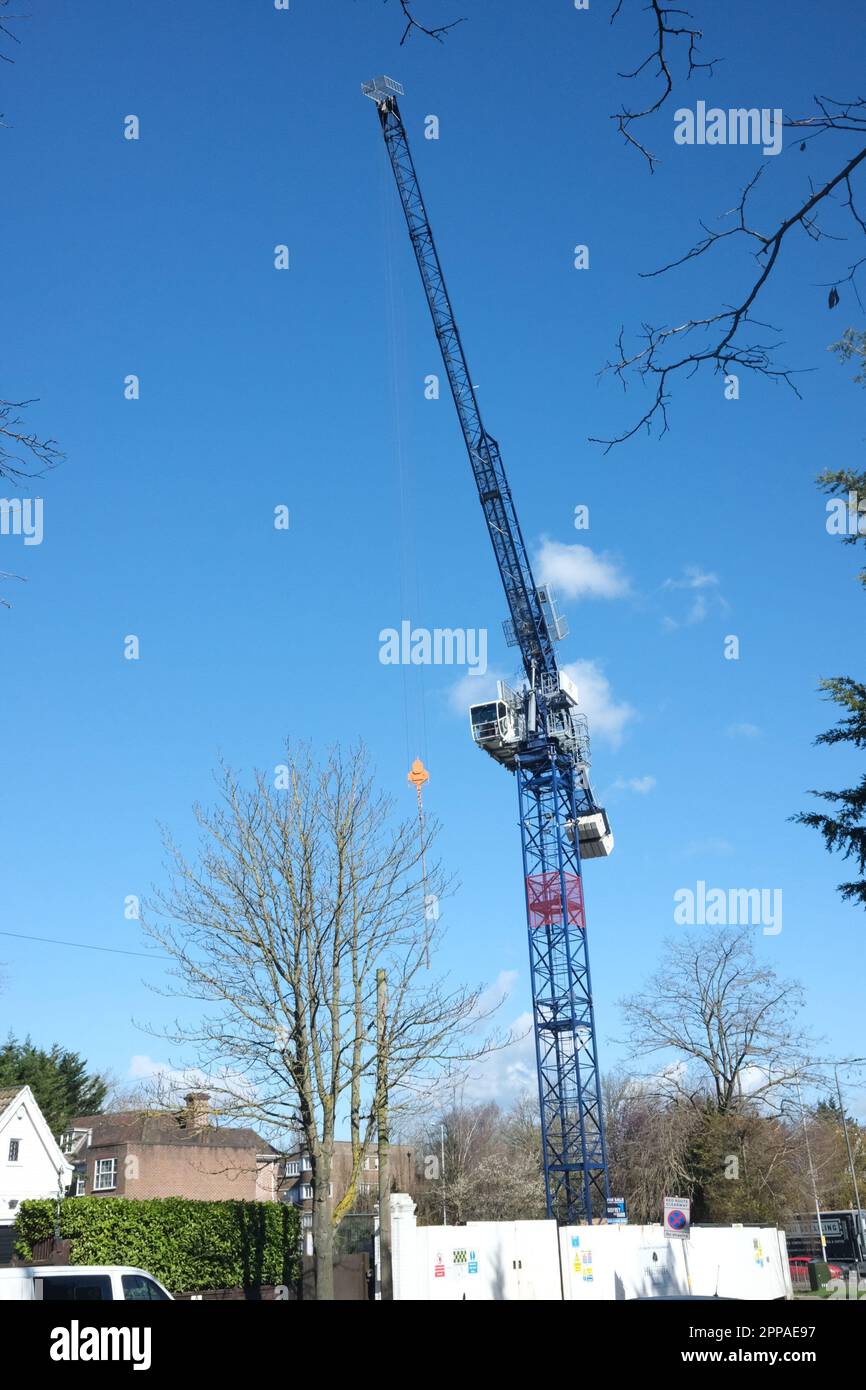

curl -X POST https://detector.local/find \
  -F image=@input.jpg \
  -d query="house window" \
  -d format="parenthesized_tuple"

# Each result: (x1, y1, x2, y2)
(285, 1160, 300, 1177)
(301, 1183, 313, 1200)
(301, 1213, 312, 1229)
(7, 1139, 20, 1162)
(75, 1176, 86, 1197)
(93, 1158, 117, 1192)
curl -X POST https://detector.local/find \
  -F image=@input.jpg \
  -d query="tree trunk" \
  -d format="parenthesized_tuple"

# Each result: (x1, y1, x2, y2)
(312, 1189, 334, 1301)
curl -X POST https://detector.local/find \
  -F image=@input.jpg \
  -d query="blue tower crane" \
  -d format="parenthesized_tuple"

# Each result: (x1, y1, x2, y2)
(364, 76, 614, 1224)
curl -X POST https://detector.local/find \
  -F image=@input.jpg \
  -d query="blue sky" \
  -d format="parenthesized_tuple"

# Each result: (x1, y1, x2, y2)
(2, 1, 865, 1123)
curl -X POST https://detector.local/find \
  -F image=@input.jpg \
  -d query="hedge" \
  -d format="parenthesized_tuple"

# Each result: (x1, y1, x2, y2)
(14, 1196, 301, 1295)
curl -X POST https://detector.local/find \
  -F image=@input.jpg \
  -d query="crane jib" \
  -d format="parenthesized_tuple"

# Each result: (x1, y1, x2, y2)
(377, 96, 558, 684)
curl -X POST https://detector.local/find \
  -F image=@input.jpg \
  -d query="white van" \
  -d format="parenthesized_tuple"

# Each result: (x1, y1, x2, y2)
(0, 1265, 173, 1301)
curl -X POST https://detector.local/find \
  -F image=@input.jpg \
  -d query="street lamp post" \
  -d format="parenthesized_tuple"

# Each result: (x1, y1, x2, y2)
(796, 1074, 828, 1267)
(834, 1059, 866, 1263)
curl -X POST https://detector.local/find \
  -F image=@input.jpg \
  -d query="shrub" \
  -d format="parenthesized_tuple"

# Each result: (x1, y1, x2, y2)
(15, 1196, 300, 1294)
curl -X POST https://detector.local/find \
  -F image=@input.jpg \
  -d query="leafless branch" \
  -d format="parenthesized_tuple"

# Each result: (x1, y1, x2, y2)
(387, 0, 466, 45)
(593, 106, 866, 448)
(0, 399, 63, 482)
(0, 569, 24, 609)
(610, 0, 719, 170)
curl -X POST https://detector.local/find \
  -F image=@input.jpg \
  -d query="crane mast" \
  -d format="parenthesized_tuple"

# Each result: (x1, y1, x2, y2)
(364, 76, 612, 1224)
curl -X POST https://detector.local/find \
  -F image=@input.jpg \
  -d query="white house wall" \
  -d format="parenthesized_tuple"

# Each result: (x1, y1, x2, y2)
(0, 1088, 73, 1224)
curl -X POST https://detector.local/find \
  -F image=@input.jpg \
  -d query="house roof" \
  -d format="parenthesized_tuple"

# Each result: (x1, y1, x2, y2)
(0, 1085, 73, 1176)
(69, 1111, 278, 1153)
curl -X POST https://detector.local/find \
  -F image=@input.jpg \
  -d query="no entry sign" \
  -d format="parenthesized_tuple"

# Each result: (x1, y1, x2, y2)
(663, 1197, 691, 1239)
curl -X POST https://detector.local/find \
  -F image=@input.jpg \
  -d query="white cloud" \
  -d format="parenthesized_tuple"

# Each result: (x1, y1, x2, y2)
(473, 969, 519, 1020)
(447, 665, 508, 714)
(613, 775, 656, 794)
(447, 658, 634, 753)
(663, 566, 719, 593)
(662, 566, 728, 629)
(128, 1055, 203, 1086)
(464, 1010, 538, 1103)
(561, 659, 636, 749)
(683, 837, 735, 857)
(126, 1055, 258, 1106)
(535, 539, 630, 601)
(726, 722, 762, 739)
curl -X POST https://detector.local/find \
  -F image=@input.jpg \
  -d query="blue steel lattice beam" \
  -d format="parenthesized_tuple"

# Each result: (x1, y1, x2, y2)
(518, 749, 609, 1220)
(369, 85, 556, 684)
(364, 78, 610, 1222)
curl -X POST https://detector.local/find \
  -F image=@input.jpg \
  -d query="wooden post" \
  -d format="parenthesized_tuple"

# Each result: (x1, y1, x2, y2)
(376, 968, 393, 1299)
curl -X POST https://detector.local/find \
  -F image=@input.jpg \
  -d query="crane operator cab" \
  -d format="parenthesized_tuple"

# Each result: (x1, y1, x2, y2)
(469, 678, 615, 858)
(469, 681, 525, 769)
(469, 696, 520, 761)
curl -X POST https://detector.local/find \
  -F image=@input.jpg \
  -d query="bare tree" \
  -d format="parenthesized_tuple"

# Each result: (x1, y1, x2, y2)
(412, 1093, 546, 1224)
(603, 1071, 698, 1222)
(618, 926, 818, 1114)
(140, 743, 501, 1299)
(595, 3, 866, 444)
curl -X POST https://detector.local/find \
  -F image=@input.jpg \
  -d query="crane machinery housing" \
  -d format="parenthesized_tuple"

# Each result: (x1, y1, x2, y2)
(363, 75, 614, 1224)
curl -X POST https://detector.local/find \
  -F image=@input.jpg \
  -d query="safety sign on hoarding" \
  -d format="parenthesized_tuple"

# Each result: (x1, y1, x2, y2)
(663, 1197, 691, 1239)
(606, 1196, 627, 1224)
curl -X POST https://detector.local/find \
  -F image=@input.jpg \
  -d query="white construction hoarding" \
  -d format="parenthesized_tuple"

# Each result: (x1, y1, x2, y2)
(391, 1196, 793, 1301)
(559, 1222, 792, 1301)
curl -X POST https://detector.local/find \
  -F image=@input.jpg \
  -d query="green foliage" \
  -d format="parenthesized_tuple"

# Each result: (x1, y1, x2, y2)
(830, 328, 866, 386)
(817, 466, 866, 586)
(794, 678, 866, 906)
(687, 1109, 802, 1227)
(0, 1035, 107, 1134)
(797, 336, 866, 905)
(14, 1196, 301, 1295)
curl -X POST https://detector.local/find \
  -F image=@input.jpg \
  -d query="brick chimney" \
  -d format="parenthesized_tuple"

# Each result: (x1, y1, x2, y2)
(183, 1091, 210, 1133)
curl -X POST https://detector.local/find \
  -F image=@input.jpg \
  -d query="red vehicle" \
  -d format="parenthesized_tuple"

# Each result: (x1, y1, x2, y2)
(789, 1255, 844, 1282)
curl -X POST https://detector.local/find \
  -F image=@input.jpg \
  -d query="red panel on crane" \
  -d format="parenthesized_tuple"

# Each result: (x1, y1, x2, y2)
(525, 871, 584, 929)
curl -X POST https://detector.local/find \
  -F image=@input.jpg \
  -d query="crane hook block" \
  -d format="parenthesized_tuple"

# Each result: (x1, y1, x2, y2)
(407, 758, 430, 792)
